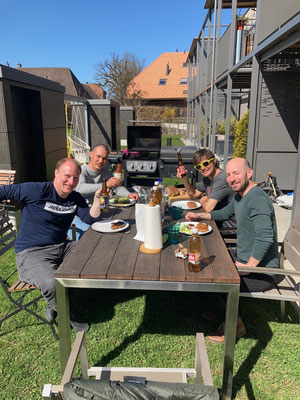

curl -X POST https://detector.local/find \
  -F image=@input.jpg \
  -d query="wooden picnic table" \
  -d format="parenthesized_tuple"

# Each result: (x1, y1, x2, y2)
(55, 205, 240, 399)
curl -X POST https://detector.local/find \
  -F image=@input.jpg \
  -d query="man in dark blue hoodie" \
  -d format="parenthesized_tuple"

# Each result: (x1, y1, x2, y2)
(0, 158, 102, 331)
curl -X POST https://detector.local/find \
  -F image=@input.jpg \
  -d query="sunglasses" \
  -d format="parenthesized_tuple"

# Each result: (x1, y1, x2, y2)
(194, 158, 215, 170)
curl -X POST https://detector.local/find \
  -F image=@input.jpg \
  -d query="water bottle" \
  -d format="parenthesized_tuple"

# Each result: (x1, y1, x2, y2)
(158, 178, 167, 220)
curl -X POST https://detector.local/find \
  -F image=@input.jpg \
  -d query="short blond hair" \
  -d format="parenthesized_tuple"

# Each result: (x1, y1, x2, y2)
(55, 158, 81, 174)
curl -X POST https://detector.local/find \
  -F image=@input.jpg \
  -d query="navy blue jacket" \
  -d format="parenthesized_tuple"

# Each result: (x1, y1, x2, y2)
(0, 182, 99, 252)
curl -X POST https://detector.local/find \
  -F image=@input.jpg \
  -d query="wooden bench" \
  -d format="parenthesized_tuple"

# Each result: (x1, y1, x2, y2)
(0, 169, 16, 216)
(42, 331, 217, 399)
(0, 169, 16, 185)
(235, 215, 300, 321)
(0, 209, 57, 338)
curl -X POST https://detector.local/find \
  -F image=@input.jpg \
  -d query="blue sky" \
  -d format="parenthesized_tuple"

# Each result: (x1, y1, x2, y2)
(1, 0, 232, 84)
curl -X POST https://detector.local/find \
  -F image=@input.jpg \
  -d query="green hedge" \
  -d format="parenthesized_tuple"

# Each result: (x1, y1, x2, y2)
(233, 110, 249, 158)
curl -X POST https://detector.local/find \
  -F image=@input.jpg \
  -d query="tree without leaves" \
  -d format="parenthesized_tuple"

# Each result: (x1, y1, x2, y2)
(94, 52, 145, 105)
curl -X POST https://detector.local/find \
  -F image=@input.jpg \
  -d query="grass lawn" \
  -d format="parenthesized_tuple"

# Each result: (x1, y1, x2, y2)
(0, 248, 299, 399)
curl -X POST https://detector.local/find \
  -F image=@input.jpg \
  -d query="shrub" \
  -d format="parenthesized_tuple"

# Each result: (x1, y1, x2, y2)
(233, 110, 249, 158)
(216, 116, 238, 136)
(161, 106, 176, 122)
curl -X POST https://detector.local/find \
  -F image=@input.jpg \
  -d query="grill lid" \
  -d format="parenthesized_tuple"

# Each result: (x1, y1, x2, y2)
(160, 146, 197, 162)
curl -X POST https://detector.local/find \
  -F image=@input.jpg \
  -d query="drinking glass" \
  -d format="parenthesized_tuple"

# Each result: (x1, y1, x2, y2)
(172, 205, 182, 220)
(167, 222, 180, 245)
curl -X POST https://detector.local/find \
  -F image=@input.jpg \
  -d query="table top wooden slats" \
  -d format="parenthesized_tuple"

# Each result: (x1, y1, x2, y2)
(56, 228, 102, 278)
(203, 224, 240, 284)
(106, 228, 140, 280)
(56, 206, 240, 285)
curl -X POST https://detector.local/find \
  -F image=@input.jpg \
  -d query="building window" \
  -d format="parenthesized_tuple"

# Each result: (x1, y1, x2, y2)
(159, 79, 167, 85)
(180, 78, 187, 85)
(183, 90, 188, 94)
(182, 63, 187, 67)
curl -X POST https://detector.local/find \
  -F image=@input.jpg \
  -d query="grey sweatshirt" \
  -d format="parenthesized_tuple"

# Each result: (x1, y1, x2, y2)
(76, 164, 130, 204)
(210, 186, 278, 267)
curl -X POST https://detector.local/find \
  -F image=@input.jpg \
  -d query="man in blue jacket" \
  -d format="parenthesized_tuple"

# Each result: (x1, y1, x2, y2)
(0, 158, 102, 331)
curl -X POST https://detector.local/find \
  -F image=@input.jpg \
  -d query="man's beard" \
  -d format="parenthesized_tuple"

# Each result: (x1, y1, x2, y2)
(237, 178, 249, 193)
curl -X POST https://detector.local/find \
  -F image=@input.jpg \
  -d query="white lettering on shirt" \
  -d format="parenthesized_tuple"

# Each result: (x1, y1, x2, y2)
(44, 202, 77, 214)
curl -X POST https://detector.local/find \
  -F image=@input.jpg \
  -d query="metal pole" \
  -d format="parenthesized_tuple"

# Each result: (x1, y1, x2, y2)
(84, 103, 90, 162)
(211, 0, 223, 154)
(204, 10, 212, 149)
(246, 0, 262, 168)
(199, 29, 205, 148)
(223, 0, 237, 167)
(187, 62, 191, 139)
(208, 0, 218, 150)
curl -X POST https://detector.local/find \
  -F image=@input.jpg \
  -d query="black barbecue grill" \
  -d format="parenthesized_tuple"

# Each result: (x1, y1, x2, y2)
(119, 124, 198, 187)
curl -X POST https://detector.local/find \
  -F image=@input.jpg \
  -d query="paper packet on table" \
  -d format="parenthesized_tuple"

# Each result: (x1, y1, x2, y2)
(174, 244, 188, 259)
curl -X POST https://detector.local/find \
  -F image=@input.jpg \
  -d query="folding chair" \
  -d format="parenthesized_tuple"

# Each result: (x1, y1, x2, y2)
(42, 331, 219, 399)
(0, 209, 58, 339)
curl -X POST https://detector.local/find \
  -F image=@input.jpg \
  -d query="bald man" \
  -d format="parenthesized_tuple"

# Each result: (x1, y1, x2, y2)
(0, 158, 102, 331)
(77, 144, 138, 204)
(186, 157, 280, 342)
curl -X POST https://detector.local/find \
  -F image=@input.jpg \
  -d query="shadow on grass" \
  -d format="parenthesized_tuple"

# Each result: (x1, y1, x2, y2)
(72, 288, 298, 397)
(231, 298, 298, 399)
(89, 291, 217, 367)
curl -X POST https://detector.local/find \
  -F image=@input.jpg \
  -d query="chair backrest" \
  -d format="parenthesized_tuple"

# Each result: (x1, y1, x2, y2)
(0, 170, 16, 186)
(0, 209, 17, 257)
(282, 215, 300, 272)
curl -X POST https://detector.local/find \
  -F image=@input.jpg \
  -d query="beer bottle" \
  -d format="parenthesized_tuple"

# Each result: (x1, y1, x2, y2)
(154, 181, 162, 207)
(100, 178, 109, 212)
(177, 148, 186, 176)
(150, 186, 160, 207)
(188, 228, 202, 272)
(113, 163, 123, 183)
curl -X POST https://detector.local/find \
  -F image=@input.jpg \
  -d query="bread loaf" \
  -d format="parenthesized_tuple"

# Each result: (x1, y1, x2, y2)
(166, 186, 180, 197)
(196, 223, 208, 232)
(111, 221, 125, 230)
(187, 201, 197, 208)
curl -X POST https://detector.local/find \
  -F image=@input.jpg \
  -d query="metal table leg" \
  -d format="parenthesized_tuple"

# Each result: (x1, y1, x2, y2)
(56, 279, 71, 374)
(222, 284, 240, 400)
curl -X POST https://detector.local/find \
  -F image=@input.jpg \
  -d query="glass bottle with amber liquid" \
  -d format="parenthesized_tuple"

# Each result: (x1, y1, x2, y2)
(113, 163, 123, 184)
(188, 228, 202, 272)
(100, 178, 109, 212)
(149, 186, 161, 207)
(177, 148, 186, 176)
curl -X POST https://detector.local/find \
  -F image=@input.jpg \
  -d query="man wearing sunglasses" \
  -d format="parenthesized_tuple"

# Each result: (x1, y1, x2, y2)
(177, 149, 233, 212)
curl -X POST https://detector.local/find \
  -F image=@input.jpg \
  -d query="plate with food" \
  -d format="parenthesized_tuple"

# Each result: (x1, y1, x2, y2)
(179, 222, 212, 235)
(109, 196, 135, 207)
(92, 220, 129, 233)
(171, 200, 201, 210)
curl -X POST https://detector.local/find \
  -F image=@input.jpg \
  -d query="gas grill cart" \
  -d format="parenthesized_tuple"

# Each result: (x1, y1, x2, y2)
(113, 121, 199, 188)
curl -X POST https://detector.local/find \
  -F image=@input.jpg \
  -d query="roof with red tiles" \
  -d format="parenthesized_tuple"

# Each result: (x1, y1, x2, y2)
(128, 52, 188, 100)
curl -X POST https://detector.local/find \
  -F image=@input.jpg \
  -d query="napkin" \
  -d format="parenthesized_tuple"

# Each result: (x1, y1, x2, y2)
(144, 204, 163, 250)
(133, 204, 146, 241)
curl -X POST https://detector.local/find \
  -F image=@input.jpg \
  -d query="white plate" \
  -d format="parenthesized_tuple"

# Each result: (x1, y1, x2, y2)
(109, 198, 135, 207)
(179, 222, 212, 235)
(91, 220, 129, 233)
(171, 200, 201, 210)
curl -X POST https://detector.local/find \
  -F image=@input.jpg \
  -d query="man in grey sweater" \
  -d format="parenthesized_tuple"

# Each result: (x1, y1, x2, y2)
(186, 157, 280, 342)
(70, 144, 138, 239)
(77, 144, 138, 205)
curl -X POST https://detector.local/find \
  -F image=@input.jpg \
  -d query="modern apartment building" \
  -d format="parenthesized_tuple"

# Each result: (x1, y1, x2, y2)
(186, 0, 300, 217)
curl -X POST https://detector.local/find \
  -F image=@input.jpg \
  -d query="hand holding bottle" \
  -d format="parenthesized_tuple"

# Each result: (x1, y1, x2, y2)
(107, 177, 121, 188)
